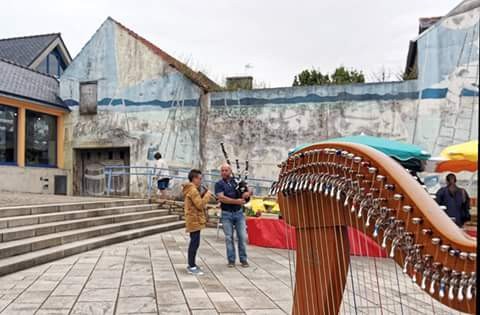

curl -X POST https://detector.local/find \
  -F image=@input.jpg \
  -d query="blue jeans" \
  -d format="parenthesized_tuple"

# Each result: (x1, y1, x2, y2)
(221, 210, 247, 263)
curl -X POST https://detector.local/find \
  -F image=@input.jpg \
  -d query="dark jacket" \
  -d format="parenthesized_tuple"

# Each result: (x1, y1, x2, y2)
(436, 186, 471, 227)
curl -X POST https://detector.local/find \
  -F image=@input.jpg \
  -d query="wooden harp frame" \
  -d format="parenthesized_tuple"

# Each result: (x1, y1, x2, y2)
(274, 143, 476, 314)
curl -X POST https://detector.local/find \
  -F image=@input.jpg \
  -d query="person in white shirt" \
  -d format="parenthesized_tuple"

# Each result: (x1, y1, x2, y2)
(154, 152, 169, 199)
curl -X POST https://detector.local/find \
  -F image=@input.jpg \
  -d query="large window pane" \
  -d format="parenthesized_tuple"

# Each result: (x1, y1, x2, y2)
(48, 52, 59, 76)
(26, 111, 57, 166)
(0, 105, 17, 164)
(36, 58, 48, 74)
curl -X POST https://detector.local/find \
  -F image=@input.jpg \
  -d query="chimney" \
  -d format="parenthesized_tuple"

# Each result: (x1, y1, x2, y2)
(226, 76, 253, 90)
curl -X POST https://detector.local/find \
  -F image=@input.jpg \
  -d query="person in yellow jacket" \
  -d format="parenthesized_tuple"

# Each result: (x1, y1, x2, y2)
(182, 169, 212, 275)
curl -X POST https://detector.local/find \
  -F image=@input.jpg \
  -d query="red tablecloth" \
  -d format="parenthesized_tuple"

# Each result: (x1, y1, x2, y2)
(246, 217, 386, 257)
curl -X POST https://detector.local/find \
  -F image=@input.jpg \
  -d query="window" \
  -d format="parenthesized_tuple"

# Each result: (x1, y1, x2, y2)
(25, 110, 57, 166)
(36, 59, 48, 74)
(35, 48, 67, 76)
(0, 105, 17, 164)
(79, 82, 98, 115)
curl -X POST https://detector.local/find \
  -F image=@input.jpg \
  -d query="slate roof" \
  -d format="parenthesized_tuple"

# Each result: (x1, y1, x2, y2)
(0, 58, 68, 110)
(0, 33, 59, 67)
(109, 17, 221, 92)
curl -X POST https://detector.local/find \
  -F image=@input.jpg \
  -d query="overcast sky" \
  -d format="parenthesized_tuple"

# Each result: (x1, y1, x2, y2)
(1, 0, 460, 87)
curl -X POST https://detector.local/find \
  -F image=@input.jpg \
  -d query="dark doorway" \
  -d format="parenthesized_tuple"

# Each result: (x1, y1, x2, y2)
(74, 147, 130, 196)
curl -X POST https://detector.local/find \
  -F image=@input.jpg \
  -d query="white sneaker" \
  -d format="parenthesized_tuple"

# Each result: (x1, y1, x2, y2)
(187, 266, 204, 275)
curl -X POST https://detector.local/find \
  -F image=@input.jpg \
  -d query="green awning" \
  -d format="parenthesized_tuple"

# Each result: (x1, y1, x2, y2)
(289, 135, 431, 161)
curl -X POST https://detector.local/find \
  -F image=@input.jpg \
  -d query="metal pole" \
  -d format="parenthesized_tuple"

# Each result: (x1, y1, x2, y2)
(107, 168, 112, 196)
(147, 169, 152, 199)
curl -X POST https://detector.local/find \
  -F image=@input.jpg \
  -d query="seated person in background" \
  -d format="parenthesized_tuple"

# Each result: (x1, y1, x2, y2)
(435, 173, 471, 227)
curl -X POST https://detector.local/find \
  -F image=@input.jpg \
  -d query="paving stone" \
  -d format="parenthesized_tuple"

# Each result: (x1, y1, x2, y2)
(233, 296, 277, 310)
(41, 295, 77, 309)
(0, 303, 39, 315)
(85, 277, 121, 289)
(191, 310, 219, 315)
(78, 288, 118, 302)
(60, 275, 89, 284)
(183, 289, 214, 310)
(116, 297, 157, 314)
(70, 301, 115, 315)
(15, 290, 51, 304)
(245, 310, 286, 315)
(156, 304, 190, 314)
(35, 309, 71, 315)
(156, 290, 186, 305)
(51, 284, 84, 296)
(119, 285, 155, 297)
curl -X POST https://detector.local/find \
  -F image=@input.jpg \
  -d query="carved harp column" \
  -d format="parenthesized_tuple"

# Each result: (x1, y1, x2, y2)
(271, 143, 476, 315)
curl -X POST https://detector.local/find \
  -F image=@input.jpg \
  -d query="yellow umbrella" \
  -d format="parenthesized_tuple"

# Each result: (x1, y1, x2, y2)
(440, 140, 478, 162)
(436, 140, 478, 172)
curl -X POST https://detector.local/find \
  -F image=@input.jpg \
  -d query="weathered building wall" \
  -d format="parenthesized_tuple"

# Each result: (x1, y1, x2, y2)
(59, 18, 203, 195)
(0, 166, 67, 194)
(205, 81, 421, 179)
(414, 4, 479, 155)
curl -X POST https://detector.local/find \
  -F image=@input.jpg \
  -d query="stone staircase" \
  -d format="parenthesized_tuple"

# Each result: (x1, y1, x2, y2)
(0, 199, 184, 276)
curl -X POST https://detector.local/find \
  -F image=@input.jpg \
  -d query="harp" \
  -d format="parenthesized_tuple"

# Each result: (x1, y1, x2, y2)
(271, 142, 476, 314)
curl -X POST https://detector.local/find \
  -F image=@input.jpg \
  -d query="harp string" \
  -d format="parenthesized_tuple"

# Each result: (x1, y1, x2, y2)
(298, 153, 315, 314)
(329, 150, 349, 313)
(313, 150, 333, 315)
(293, 156, 312, 315)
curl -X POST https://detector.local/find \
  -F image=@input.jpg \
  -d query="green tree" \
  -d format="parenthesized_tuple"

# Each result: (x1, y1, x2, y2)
(292, 66, 365, 86)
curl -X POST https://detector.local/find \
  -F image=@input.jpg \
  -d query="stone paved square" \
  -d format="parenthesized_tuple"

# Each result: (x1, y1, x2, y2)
(0, 228, 467, 314)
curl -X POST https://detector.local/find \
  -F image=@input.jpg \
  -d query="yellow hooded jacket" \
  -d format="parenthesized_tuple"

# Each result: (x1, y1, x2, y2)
(182, 182, 210, 233)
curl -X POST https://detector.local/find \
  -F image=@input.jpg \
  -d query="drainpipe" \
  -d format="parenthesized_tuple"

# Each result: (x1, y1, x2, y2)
(199, 92, 210, 172)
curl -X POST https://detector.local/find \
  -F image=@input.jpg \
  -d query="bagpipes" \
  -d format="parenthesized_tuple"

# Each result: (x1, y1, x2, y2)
(220, 143, 250, 202)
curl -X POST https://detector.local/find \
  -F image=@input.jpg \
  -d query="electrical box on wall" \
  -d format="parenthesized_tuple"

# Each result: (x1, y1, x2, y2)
(54, 175, 67, 195)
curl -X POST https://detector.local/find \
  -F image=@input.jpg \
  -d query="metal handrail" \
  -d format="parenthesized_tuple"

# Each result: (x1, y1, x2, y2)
(104, 165, 275, 198)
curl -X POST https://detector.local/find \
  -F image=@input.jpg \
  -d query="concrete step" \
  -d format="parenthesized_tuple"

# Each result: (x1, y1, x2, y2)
(0, 220, 185, 276)
(0, 204, 159, 229)
(0, 214, 179, 259)
(0, 208, 170, 242)
(0, 199, 149, 218)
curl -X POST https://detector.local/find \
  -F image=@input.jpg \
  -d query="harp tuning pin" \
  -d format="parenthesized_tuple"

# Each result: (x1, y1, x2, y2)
(376, 175, 386, 182)
(421, 228, 432, 235)
(360, 161, 370, 167)
(402, 205, 412, 213)
(352, 155, 361, 162)
(393, 193, 403, 201)
(440, 244, 450, 252)
(432, 262, 442, 269)
(442, 267, 451, 274)
(411, 217, 423, 225)
(384, 183, 395, 190)
(468, 253, 476, 261)
(414, 244, 424, 250)
(459, 252, 469, 260)
(368, 167, 377, 174)
(341, 150, 349, 157)
(449, 249, 459, 257)
(431, 237, 441, 245)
